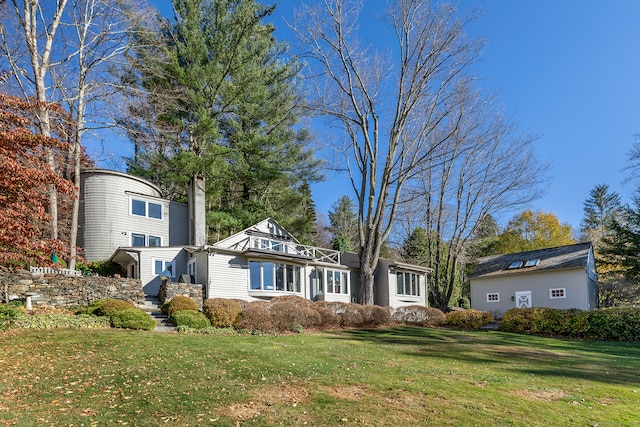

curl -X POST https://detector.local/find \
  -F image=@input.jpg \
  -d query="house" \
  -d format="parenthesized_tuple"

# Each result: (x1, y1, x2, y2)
(80, 169, 430, 309)
(469, 242, 598, 318)
(78, 169, 189, 261)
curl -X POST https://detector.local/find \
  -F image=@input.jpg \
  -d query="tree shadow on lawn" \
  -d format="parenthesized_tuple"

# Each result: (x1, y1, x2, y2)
(327, 326, 640, 386)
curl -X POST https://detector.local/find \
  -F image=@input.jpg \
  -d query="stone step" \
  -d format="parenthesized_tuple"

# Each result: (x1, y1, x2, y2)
(149, 310, 176, 332)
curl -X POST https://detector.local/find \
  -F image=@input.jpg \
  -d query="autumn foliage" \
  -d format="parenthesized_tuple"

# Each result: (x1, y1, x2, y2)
(0, 92, 75, 267)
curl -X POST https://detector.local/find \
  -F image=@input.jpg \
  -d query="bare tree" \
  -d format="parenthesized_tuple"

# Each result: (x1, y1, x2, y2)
(1, 0, 149, 268)
(293, 0, 481, 304)
(1, 0, 69, 243)
(398, 84, 547, 309)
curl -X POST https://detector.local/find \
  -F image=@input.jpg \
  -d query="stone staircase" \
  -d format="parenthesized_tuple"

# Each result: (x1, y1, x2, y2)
(139, 295, 176, 332)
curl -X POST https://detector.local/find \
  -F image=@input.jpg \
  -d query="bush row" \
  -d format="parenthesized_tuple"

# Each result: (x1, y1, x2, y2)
(78, 299, 156, 331)
(500, 307, 640, 341)
(446, 309, 494, 329)
(198, 296, 393, 333)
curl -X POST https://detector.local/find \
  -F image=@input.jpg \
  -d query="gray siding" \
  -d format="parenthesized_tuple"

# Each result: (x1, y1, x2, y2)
(169, 201, 189, 246)
(80, 170, 171, 261)
(137, 247, 188, 295)
(470, 267, 591, 318)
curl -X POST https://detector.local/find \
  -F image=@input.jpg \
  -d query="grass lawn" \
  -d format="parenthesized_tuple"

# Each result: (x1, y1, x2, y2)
(1, 327, 639, 426)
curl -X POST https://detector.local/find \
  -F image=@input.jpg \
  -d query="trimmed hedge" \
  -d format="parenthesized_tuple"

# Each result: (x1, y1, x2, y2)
(172, 310, 211, 329)
(165, 296, 199, 317)
(203, 298, 242, 328)
(109, 308, 156, 330)
(500, 307, 640, 341)
(446, 309, 493, 330)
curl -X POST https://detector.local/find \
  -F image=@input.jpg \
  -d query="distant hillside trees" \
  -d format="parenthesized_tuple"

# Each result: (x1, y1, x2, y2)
(121, 0, 321, 242)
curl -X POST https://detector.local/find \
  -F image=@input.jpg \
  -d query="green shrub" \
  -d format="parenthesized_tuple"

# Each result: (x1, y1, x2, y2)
(172, 310, 211, 329)
(0, 303, 25, 331)
(458, 297, 471, 310)
(500, 307, 640, 341)
(94, 299, 135, 317)
(109, 309, 155, 330)
(203, 298, 242, 328)
(238, 301, 273, 332)
(166, 296, 199, 317)
(391, 305, 447, 327)
(446, 309, 494, 329)
(76, 260, 125, 277)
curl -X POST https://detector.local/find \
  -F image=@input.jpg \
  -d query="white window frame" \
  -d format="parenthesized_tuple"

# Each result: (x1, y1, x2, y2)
(153, 258, 175, 278)
(187, 259, 196, 277)
(130, 232, 162, 247)
(487, 293, 500, 303)
(396, 271, 421, 296)
(549, 288, 566, 299)
(129, 197, 163, 220)
(325, 268, 350, 295)
(248, 260, 302, 293)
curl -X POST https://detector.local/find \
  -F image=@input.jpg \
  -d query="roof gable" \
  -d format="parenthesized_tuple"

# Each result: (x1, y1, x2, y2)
(469, 242, 593, 279)
(212, 218, 299, 250)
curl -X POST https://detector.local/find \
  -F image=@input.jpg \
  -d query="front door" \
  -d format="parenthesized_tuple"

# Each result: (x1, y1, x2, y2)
(515, 291, 532, 308)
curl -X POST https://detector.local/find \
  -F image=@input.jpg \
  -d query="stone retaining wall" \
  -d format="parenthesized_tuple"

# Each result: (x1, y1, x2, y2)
(0, 270, 144, 308)
(158, 279, 204, 310)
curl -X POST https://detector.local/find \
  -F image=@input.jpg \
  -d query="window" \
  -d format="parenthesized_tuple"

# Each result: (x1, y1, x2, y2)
(153, 259, 175, 278)
(550, 288, 566, 299)
(325, 269, 349, 294)
(132, 233, 146, 247)
(253, 238, 287, 253)
(249, 261, 301, 293)
(396, 271, 421, 296)
(187, 259, 196, 281)
(131, 233, 161, 247)
(508, 261, 523, 269)
(524, 258, 540, 267)
(130, 198, 162, 219)
(487, 293, 500, 302)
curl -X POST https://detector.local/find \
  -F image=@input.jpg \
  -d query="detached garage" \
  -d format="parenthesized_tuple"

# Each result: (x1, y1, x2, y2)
(469, 242, 598, 318)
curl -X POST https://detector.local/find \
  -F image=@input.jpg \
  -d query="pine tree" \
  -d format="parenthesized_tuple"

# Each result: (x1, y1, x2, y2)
(327, 195, 359, 252)
(122, 0, 321, 240)
(580, 184, 622, 246)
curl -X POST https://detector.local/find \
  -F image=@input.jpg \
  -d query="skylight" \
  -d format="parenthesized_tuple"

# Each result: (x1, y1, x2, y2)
(508, 261, 523, 269)
(524, 258, 540, 267)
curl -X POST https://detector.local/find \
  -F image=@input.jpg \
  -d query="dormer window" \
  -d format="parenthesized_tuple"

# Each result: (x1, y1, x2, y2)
(508, 261, 523, 269)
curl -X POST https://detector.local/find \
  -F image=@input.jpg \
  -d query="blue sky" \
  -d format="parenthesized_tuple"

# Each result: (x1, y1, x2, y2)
(135, 0, 640, 232)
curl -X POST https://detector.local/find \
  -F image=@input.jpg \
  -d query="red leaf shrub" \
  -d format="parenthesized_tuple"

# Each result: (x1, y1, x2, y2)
(238, 300, 273, 332)
(359, 305, 391, 327)
(269, 297, 321, 332)
(0, 92, 75, 267)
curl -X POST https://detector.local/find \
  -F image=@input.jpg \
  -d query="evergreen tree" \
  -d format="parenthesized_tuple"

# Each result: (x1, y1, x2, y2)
(327, 195, 359, 252)
(580, 184, 622, 246)
(122, 0, 321, 241)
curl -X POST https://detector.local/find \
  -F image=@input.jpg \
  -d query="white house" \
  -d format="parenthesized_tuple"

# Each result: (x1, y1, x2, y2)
(469, 242, 598, 318)
(80, 169, 430, 309)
